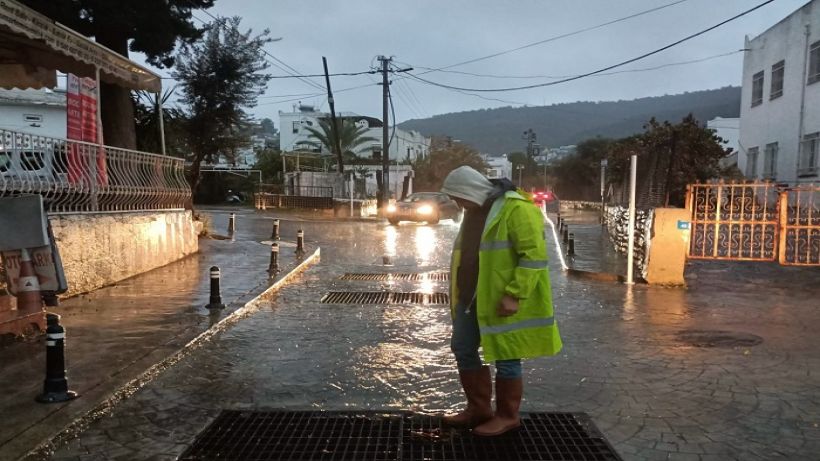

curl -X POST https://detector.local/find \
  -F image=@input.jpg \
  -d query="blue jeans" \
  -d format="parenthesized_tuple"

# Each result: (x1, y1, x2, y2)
(451, 302, 522, 379)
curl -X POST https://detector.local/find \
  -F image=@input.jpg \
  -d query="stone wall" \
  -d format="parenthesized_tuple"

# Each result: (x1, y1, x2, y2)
(604, 206, 653, 280)
(49, 210, 198, 296)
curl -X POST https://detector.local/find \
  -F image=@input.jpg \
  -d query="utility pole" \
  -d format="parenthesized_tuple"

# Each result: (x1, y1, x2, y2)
(322, 57, 344, 174)
(379, 55, 391, 207)
(375, 56, 413, 209)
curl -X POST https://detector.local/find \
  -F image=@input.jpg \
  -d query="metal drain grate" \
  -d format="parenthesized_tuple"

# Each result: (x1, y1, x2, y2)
(340, 272, 450, 282)
(180, 411, 622, 461)
(321, 291, 449, 305)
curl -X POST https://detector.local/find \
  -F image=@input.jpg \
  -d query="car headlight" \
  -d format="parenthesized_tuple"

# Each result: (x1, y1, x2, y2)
(417, 204, 434, 215)
(386, 204, 397, 213)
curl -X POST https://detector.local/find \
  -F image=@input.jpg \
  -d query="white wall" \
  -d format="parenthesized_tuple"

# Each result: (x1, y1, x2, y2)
(739, 0, 820, 184)
(484, 154, 512, 180)
(0, 104, 65, 139)
(279, 110, 430, 163)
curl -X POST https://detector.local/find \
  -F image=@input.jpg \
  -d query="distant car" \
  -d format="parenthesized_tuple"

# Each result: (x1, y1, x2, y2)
(532, 190, 557, 205)
(386, 192, 461, 225)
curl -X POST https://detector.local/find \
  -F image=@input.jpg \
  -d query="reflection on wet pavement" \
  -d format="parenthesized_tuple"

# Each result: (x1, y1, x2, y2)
(44, 209, 820, 461)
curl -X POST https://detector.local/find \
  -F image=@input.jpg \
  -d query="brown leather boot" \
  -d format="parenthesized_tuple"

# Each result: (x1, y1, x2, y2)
(472, 377, 522, 437)
(442, 366, 493, 428)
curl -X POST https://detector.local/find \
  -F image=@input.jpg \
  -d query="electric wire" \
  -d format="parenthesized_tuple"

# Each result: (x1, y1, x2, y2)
(403, 50, 744, 80)
(404, 0, 774, 93)
(415, 0, 692, 75)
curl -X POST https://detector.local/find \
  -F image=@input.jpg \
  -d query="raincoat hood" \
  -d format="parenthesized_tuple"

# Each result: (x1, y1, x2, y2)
(440, 166, 496, 206)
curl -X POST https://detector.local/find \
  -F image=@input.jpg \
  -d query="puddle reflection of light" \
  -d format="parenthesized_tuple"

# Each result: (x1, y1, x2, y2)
(385, 225, 397, 257)
(352, 306, 451, 405)
(415, 226, 436, 265)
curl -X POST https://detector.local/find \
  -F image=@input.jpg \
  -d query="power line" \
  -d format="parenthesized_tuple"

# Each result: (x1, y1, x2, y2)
(404, 50, 743, 80)
(416, 0, 691, 75)
(267, 70, 377, 79)
(185, 3, 326, 92)
(405, 0, 774, 93)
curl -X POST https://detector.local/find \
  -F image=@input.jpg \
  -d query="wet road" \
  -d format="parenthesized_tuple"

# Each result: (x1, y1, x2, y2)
(44, 209, 820, 461)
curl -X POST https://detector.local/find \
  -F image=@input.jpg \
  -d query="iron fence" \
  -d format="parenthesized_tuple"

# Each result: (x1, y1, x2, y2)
(257, 183, 333, 197)
(687, 182, 819, 266)
(0, 129, 190, 212)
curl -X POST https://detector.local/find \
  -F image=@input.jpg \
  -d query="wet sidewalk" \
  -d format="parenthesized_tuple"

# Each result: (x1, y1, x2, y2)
(0, 210, 316, 461)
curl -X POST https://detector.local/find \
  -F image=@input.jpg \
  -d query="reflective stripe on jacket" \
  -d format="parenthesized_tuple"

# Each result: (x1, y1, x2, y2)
(450, 190, 562, 362)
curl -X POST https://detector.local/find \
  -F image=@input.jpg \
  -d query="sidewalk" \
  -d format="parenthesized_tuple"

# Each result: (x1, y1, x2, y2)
(0, 217, 315, 461)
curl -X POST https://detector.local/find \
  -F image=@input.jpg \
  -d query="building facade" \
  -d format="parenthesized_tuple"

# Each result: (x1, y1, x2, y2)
(739, 0, 820, 184)
(0, 88, 66, 138)
(484, 154, 513, 180)
(279, 105, 430, 163)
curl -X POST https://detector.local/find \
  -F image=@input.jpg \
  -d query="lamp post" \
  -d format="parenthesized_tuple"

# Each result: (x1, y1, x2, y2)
(516, 165, 525, 188)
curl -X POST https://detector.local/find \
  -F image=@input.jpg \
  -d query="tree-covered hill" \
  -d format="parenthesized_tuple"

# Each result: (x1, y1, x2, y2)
(398, 86, 741, 153)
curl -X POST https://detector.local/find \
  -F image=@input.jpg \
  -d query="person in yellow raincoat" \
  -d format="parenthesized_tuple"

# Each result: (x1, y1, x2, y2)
(439, 166, 562, 437)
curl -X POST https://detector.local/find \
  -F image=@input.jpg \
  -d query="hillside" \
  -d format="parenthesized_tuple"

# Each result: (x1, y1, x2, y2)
(398, 87, 741, 153)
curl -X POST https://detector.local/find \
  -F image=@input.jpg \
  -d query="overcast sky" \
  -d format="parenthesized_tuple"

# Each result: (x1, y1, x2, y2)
(139, 0, 809, 125)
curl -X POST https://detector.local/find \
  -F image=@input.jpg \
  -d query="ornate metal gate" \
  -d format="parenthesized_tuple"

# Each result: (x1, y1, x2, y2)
(687, 183, 819, 265)
(688, 183, 779, 261)
(779, 186, 820, 265)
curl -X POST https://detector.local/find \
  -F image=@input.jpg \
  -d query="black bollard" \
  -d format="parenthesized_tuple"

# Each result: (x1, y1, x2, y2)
(557, 217, 563, 233)
(228, 213, 236, 235)
(207, 266, 226, 309)
(562, 226, 569, 244)
(36, 313, 78, 403)
(271, 219, 280, 240)
(268, 243, 280, 274)
(568, 233, 576, 256)
(296, 229, 305, 255)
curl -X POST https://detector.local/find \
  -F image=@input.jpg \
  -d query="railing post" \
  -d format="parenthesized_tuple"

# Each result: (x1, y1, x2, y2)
(712, 183, 723, 258)
(778, 190, 789, 265)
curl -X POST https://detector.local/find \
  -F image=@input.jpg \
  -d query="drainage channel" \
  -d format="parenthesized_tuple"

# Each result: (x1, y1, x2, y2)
(180, 410, 622, 461)
(321, 291, 449, 305)
(340, 272, 450, 282)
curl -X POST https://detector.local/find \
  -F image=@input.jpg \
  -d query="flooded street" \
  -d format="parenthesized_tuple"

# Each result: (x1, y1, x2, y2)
(45, 210, 820, 461)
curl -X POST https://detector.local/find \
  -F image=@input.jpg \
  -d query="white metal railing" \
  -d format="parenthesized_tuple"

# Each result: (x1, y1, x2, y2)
(0, 129, 191, 212)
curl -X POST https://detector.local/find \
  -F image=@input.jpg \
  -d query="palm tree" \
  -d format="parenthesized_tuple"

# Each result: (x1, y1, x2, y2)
(303, 118, 378, 171)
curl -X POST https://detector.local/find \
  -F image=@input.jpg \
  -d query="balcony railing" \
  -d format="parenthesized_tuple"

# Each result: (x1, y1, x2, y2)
(0, 129, 191, 213)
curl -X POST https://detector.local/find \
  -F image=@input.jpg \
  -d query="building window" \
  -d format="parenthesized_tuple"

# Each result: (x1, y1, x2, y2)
(746, 146, 759, 178)
(770, 61, 784, 99)
(809, 41, 820, 85)
(799, 132, 819, 177)
(292, 121, 300, 134)
(751, 71, 764, 107)
(371, 144, 382, 161)
(762, 143, 778, 180)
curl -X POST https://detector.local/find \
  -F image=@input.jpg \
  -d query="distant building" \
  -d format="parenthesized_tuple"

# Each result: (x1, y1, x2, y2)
(483, 154, 512, 180)
(279, 104, 430, 163)
(707, 117, 740, 169)
(544, 145, 577, 164)
(0, 88, 66, 138)
(739, 0, 820, 184)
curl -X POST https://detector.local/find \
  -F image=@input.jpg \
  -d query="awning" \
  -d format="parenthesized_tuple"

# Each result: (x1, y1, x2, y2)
(0, 0, 161, 92)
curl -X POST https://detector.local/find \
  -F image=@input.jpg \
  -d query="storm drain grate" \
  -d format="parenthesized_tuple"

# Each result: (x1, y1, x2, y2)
(180, 411, 622, 461)
(340, 272, 450, 282)
(321, 291, 449, 305)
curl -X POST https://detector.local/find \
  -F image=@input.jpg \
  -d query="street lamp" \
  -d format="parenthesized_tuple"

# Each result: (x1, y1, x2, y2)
(515, 165, 525, 188)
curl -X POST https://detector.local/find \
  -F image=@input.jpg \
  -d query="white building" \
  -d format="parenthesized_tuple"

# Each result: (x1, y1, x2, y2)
(0, 88, 66, 138)
(484, 154, 513, 180)
(707, 117, 741, 168)
(739, 0, 820, 184)
(279, 105, 430, 163)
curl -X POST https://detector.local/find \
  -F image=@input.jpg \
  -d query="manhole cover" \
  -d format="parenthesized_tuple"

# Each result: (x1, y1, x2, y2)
(340, 273, 450, 281)
(179, 410, 623, 461)
(322, 291, 449, 305)
(676, 330, 763, 348)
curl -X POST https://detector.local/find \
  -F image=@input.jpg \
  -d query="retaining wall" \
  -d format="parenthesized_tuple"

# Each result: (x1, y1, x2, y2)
(50, 210, 198, 296)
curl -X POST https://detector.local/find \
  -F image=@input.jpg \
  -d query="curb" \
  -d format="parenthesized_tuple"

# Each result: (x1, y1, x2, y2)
(21, 248, 321, 461)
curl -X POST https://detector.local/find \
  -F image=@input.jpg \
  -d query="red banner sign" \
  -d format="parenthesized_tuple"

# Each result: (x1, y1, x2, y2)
(66, 73, 107, 185)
